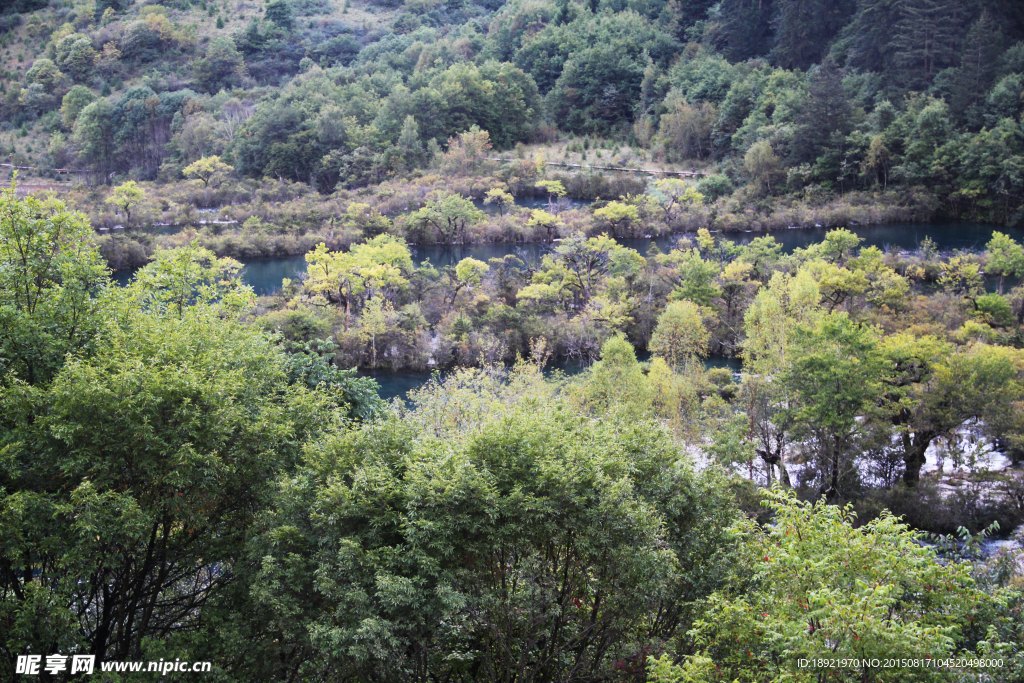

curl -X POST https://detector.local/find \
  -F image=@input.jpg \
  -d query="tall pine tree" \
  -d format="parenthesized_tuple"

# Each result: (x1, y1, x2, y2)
(770, 0, 856, 70)
(710, 0, 775, 61)
(951, 11, 1004, 125)
(839, 0, 903, 73)
(794, 57, 853, 163)
(892, 0, 965, 92)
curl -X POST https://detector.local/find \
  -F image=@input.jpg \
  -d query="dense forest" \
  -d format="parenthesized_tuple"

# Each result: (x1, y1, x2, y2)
(5, 0, 1024, 680)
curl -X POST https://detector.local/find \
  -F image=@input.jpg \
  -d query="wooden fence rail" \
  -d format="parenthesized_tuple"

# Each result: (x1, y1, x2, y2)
(486, 158, 707, 177)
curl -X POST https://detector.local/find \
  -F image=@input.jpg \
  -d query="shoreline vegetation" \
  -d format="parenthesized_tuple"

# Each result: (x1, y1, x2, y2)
(55, 168, 940, 272)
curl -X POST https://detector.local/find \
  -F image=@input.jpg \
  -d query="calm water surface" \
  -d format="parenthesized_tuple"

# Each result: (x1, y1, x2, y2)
(229, 222, 1024, 295)
(115, 221, 1021, 399)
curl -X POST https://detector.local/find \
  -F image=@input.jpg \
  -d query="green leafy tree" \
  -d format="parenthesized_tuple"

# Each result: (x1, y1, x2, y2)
(781, 312, 889, 497)
(651, 178, 705, 222)
(592, 200, 639, 238)
(483, 187, 514, 217)
(527, 208, 564, 242)
(60, 85, 95, 132)
(650, 300, 710, 370)
(182, 155, 234, 188)
(193, 37, 247, 94)
(105, 181, 145, 225)
(245, 389, 736, 681)
(24, 58, 68, 93)
(0, 183, 109, 386)
(986, 231, 1024, 295)
(283, 339, 384, 421)
(535, 179, 567, 211)
(656, 488, 990, 682)
(0, 307, 325, 669)
(264, 0, 295, 29)
(409, 192, 485, 245)
(131, 241, 255, 318)
(744, 139, 783, 194)
(73, 99, 115, 177)
(54, 33, 96, 81)
(659, 247, 722, 306)
(396, 115, 424, 169)
(304, 234, 413, 330)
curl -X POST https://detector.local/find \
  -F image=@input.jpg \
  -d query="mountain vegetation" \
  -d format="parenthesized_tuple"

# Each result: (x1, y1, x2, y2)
(4, 0, 1024, 679)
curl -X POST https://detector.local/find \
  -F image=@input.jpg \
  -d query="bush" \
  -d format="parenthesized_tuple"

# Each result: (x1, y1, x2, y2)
(696, 173, 733, 202)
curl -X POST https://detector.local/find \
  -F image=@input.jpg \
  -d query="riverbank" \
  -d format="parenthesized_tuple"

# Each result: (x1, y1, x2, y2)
(112, 220, 1024, 297)
(58, 173, 946, 273)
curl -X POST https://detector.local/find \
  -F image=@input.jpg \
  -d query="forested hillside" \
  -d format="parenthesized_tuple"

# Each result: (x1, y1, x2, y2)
(1, 0, 1023, 225)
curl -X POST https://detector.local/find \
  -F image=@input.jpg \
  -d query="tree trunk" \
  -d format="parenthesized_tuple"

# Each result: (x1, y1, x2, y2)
(902, 430, 935, 486)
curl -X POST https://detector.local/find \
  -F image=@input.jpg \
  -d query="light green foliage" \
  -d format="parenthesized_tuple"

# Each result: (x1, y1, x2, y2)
(849, 245, 911, 308)
(783, 312, 889, 495)
(531, 233, 642, 308)
(73, 99, 115, 174)
(0, 183, 109, 385)
(409, 192, 485, 245)
(667, 489, 989, 682)
(60, 85, 95, 131)
(651, 178, 705, 221)
(54, 33, 96, 81)
(744, 140, 783, 193)
(986, 232, 1024, 294)
(527, 208, 563, 240)
(454, 257, 489, 286)
(341, 202, 392, 238)
(131, 241, 255, 317)
(182, 155, 234, 187)
(939, 255, 985, 305)
(483, 187, 514, 216)
(305, 234, 413, 329)
(105, 181, 145, 225)
(592, 200, 639, 236)
(660, 247, 722, 306)
(743, 269, 823, 376)
(535, 179, 567, 199)
(24, 57, 67, 92)
(580, 335, 650, 415)
(651, 300, 710, 369)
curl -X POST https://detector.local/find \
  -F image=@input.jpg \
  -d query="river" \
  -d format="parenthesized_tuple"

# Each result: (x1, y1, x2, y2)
(115, 220, 1024, 399)
(232, 221, 1024, 296)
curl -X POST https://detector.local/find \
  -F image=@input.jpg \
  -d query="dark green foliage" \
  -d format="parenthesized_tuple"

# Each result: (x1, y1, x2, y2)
(7, 0, 47, 12)
(709, 0, 775, 61)
(836, 0, 903, 74)
(769, 0, 855, 70)
(696, 173, 733, 201)
(284, 339, 386, 420)
(793, 57, 853, 164)
(513, 9, 679, 131)
(891, 0, 965, 92)
(193, 37, 247, 93)
(265, 0, 295, 29)
(951, 12, 1004, 125)
(242, 397, 737, 680)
